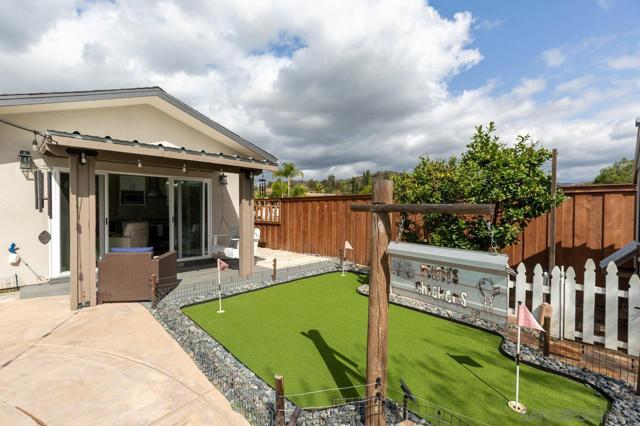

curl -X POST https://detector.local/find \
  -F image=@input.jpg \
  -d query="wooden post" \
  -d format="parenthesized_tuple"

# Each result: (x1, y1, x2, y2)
(365, 179, 393, 426)
(543, 316, 551, 357)
(548, 148, 558, 274)
(272, 258, 277, 281)
(151, 273, 158, 308)
(68, 154, 96, 310)
(275, 374, 285, 426)
(239, 171, 254, 277)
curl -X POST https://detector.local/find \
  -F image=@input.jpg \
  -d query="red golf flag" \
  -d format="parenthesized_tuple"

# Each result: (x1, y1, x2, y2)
(217, 258, 229, 271)
(517, 303, 544, 332)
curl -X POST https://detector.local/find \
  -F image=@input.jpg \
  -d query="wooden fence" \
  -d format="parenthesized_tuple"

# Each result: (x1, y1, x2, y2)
(256, 184, 637, 276)
(510, 259, 640, 355)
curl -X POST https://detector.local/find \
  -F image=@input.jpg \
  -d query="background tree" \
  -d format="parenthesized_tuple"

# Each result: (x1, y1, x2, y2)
(274, 162, 304, 197)
(308, 180, 325, 193)
(394, 122, 564, 251)
(291, 184, 307, 197)
(269, 179, 287, 198)
(593, 157, 634, 184)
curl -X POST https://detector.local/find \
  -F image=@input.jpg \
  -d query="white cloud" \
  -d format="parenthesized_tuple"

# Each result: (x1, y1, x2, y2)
(609, 54, 640, 70)
(555, 75, 594, 93)
(0, 0, 637, 184)
(541, 48, 566, 67)
(475, 19, 502, 31)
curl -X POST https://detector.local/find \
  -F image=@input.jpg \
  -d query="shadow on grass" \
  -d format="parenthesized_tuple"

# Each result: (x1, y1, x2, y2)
(447, 353, 509, 402)
(301, 329, 365, 401)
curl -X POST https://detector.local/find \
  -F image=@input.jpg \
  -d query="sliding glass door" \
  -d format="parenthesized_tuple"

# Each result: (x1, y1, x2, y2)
(171, 179, 210, 259)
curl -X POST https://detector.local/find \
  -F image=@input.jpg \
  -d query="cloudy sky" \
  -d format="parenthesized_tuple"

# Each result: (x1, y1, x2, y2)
(2, 0, 639, 182)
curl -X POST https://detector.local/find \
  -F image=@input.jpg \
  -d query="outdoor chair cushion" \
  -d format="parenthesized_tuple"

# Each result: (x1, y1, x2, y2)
(111, 246, 154, 253)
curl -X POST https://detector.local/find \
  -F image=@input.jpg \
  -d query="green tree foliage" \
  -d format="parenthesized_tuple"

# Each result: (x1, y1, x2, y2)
(394, 123, 564, 251)
(274, 162, 304, 197)
(291, 184, 307, 197)
(269, 179, 287, 198)
(593, 158, 634, 184)
(308, 180, 325, 193)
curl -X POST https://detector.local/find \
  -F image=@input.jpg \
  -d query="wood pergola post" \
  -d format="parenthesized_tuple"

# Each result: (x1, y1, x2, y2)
(68, 153, 97, 310)
(239, 171, 254, 277)
(365, 179, 393, 426)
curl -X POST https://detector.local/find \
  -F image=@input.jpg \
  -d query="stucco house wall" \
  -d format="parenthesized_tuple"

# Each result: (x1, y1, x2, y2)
(0, 102, 243, 285)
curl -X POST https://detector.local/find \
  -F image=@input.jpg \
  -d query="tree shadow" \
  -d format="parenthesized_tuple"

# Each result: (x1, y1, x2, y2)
(301, 329, 365, 400)
(447, 353, 508, 402)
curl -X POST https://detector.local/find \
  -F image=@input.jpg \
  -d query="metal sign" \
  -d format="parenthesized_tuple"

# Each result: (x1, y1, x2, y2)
(38, 231, 51, 245)
(387, 242, 509, 324)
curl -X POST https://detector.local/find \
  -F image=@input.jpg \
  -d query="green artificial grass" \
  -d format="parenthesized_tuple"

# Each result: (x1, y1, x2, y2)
(183, 272, 607, 425)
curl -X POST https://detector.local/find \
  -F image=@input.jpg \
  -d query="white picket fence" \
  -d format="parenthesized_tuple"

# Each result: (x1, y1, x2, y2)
(508, 259, 640, 357)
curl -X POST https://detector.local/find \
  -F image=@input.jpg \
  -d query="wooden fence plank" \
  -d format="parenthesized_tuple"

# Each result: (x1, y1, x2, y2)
(532, 264, 544, 319)
(605, 262, 619, 350)
(583, 259, 596, 344)
(515, 263, 527, 306)
(629, 274, 640, 357)
(564, 267, 576, 340)
(550, 266, 561, 338)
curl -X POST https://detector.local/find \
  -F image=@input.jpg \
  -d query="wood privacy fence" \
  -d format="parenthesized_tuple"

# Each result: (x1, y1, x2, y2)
(255, 184, 637, 276)
(510, 259, 640, 355)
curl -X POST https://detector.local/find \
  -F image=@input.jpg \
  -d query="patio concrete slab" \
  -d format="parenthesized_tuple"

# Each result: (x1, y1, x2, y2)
(0, 296, 248, 426)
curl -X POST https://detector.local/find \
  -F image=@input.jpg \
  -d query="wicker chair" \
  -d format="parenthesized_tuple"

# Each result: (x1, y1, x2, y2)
(97, 250, 178, 303)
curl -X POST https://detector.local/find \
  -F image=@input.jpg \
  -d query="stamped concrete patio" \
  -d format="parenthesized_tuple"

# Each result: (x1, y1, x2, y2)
(0, 295, 249, 426)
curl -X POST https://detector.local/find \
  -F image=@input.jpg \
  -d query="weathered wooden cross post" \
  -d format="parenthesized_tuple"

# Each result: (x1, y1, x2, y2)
(350, 179, 495, 426)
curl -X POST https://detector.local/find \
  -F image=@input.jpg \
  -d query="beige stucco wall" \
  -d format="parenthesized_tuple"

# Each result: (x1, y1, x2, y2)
(0, 103, 244, 285)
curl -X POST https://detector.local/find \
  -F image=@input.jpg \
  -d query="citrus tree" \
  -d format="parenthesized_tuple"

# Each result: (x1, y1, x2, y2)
(394, 122, 564, 251)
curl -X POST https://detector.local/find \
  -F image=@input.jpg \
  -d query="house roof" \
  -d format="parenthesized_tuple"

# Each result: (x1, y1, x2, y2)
(0, 87, 278, 163)
(44, 129, 278, 172)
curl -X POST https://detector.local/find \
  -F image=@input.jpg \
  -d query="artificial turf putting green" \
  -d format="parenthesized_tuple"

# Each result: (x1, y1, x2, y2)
(183, 272, 607, 425)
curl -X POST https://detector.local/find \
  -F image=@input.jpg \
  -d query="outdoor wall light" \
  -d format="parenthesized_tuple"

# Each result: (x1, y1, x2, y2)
(219, 172, 228, 185)
(18, 150, 32, 170)
(31, 132, 38, 151)
(137, 159, 142, 168)
(79, 151, 87, 165)
(182, 163, 187, 173)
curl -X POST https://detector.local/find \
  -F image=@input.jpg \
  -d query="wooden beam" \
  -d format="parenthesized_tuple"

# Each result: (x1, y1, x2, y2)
(351, 203, 495, 215)
(239, 171, 254, 277)
(365, 179, 393, 426)
(548, 148, 558, 273)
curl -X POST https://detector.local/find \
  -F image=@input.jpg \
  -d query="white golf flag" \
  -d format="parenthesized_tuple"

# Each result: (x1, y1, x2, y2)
(344, 240, 353, 250)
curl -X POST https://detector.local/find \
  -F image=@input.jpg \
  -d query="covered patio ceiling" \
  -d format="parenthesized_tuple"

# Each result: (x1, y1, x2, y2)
(41, 130, 278, 173)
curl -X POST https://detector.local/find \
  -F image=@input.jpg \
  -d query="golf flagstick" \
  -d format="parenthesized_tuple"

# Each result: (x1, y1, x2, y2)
(217, 258, 227, 313)
(509, 301, 544, 414)
(342, 241, 353, 276)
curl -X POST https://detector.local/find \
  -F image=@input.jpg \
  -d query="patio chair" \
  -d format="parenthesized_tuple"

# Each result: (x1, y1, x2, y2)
(97, 250, 178, 303)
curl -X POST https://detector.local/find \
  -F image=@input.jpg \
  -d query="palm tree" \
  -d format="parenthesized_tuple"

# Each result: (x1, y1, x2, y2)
(274, 162, 304, 197)
(308, 181, 325, 193)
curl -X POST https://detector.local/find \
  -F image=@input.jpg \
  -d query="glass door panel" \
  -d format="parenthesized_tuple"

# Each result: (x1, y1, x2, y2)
(174, 180, 205, 258)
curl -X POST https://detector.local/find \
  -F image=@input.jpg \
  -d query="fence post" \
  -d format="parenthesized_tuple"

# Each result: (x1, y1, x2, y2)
(272, 258, 277, 282)
(543, 316, 551, 356)
(515, 263, 527, 307)
(151, 273, 158, 308)
(605, 262, 619, 350)
(275, 374, 285, 426)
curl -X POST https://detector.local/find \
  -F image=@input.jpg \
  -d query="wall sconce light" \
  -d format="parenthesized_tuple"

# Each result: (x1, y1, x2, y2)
(31, 132, 38, 151)
(219, 172, 228, 185)
(19, 150, 32, 170)
(79, 151, 87, 165)
(182, 163, 187, 173)
(137, 159, 142, 168)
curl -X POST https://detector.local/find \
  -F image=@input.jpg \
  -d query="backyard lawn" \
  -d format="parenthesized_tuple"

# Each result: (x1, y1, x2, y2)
(182, 272, 608, 425)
